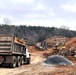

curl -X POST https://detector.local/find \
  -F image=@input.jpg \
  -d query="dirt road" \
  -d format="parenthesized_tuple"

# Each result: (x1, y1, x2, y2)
(0, 52, 76, 75)
(0, 54, 48, 75)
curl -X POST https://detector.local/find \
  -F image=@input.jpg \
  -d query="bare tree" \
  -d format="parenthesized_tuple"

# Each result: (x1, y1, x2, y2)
(60, 25, 70, 30)
(3, 17, 11, 25)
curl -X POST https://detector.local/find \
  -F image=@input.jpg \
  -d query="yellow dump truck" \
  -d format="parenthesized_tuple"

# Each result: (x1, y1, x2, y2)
(0, 34, 31, 68)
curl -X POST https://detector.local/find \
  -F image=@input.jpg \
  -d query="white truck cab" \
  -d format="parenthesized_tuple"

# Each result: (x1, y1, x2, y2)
(26, 48, 31, 64)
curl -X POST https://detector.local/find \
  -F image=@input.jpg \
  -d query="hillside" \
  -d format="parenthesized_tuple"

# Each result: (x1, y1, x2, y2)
(0, 24, 76, 45)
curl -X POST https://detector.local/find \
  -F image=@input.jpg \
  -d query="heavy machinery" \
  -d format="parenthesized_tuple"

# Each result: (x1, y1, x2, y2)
(52, 43, 67, 55)
(0, 34, 31, 68)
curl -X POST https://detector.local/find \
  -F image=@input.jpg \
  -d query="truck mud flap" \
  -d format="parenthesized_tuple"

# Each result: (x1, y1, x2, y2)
(0, 56, 4, 64)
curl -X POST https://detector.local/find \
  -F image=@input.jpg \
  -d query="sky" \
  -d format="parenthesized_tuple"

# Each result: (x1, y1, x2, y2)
(0, 0, 76, 30)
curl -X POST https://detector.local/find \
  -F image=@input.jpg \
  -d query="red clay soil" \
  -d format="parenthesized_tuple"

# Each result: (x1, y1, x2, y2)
(29, 46, 53, 57)
(29, 46, 38, 52)
(27, 38, 76, 75)
(29, 37, 76, 57)
(28, 46, 76, 75)
(66, 37, 76, 49)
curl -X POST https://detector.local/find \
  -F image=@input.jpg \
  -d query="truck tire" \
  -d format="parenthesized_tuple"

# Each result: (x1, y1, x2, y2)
(10, 56, 16, 68)
(16, 56, 21, 67)
(27, 58, 30, 64)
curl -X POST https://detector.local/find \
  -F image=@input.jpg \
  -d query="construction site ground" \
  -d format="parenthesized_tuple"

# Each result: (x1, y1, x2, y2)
(0, 46, 76, 75)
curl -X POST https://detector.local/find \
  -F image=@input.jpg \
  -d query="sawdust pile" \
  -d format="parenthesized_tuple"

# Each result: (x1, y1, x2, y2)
(44, 55, 74, 66)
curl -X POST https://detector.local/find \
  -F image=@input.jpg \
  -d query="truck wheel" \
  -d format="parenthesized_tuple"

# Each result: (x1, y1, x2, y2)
(16, 56, 21, 67)
(21, 56, 24, 65)
(10, 56, 16, 68)
(27, 58, 30, 64)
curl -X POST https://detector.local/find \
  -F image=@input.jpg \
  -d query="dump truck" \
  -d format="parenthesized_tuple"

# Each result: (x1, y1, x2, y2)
(0, 34, 31, 68)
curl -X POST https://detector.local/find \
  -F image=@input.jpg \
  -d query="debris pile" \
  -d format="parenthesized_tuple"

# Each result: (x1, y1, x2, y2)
(35, 42, 44, 50)
(35, 42, 47, 50)
(66, 37, 76, 49)
(44, 36, 68, 47)
(44, 55, 74, 66)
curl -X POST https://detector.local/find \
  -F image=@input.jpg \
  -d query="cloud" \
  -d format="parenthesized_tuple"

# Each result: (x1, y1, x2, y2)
(22, 14, 46, 18)
(10, 0, 35, 4)
(49, 9, 53, 12)
(0, 2, 4, 7)
(47, 8, 57, 16)
(48, 12, 57, 16)
(35, 3, 46, 10)
(0, 0, 76, 30)
(48, 11, 57, 16)
(62, 3, 76, 12)
(0, 15, 5, 23)
(11, 16, 76, 30)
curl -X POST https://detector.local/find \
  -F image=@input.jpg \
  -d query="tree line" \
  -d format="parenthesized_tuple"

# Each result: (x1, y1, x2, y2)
(0, 24, 76, 44)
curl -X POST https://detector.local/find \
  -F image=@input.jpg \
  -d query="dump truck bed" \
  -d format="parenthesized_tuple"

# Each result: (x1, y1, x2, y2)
(0, 35, 26, 55)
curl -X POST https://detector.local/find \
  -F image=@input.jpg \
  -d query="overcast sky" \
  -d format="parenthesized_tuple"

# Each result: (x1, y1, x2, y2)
(0, 0, 76, 30)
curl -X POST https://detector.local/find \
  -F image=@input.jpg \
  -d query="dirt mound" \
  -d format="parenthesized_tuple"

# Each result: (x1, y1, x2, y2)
(44, 36, 68, 47)
(29, 46, 39, 52)
(66, 37, 76, 49)
(29, 46, 45, 54)
(44, 55, 74, 66)
(29, 45, 53, 57)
